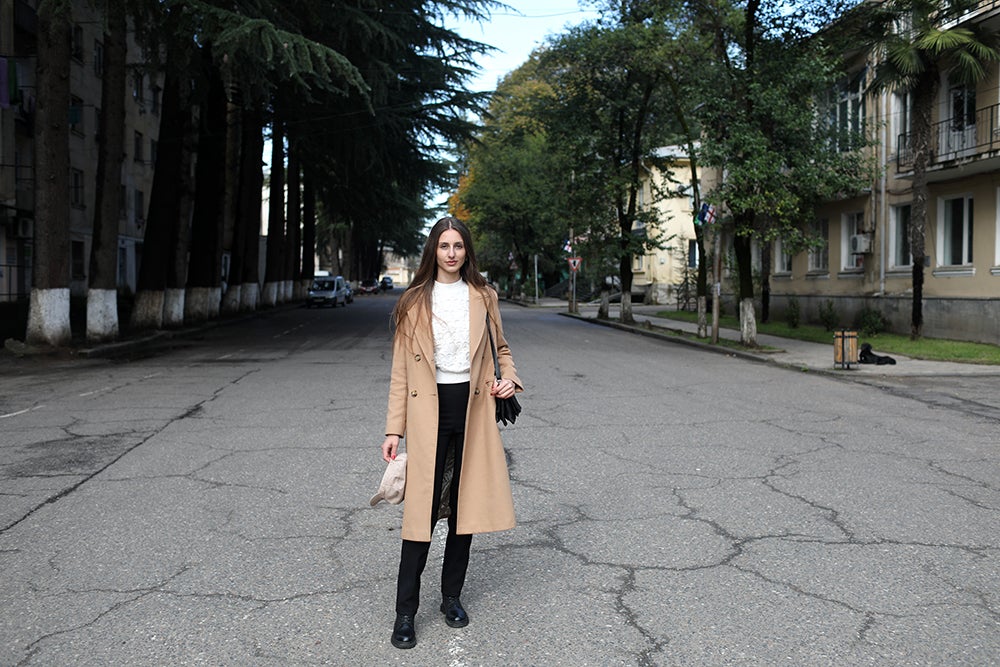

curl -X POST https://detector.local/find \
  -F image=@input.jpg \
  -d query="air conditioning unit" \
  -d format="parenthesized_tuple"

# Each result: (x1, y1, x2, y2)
(16, 217, 33, 239)
(850, 233, 872, 254)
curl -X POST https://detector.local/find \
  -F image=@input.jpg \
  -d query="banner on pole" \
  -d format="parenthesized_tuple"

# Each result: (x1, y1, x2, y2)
(567, 257, 582, 272)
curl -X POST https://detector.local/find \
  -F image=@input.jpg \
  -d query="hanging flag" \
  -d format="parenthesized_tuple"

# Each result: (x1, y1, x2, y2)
(697, 202, 717, 226)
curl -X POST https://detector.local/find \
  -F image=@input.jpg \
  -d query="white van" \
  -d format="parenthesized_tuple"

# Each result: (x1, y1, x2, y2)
(306, 275, 350, 308)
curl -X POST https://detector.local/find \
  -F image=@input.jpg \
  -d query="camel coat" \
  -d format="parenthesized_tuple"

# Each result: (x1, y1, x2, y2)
(385, 285, 522, 542)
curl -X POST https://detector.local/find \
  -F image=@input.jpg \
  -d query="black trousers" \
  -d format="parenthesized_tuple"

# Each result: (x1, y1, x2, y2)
(395, 382, 473, 615)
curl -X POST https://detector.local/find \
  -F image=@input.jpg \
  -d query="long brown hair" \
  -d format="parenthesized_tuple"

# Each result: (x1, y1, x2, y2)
(392, 216, 491, 337)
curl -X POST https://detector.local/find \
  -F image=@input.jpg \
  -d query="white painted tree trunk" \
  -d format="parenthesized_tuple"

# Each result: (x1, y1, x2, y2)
(185, 287, 220, 323)
(131, 290, 164, 331)
(26, 288, 71, 347)
(240, 282, 259, 312)
(294, 279, 309, 301)
(740, 297, 758, 347)
(221, 284, 241, 315)
(85, 288, 118, 343)
(282, 280, 294, 303)
(620, 290, 634, 323)
(262, 282, 279, 307)
(697, 296, 707, 338)
(163, 288, 185, 327)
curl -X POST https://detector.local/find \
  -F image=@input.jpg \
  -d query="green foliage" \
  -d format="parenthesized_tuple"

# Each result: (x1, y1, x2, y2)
(855, 306, 887, 337)
(818, 298, 839, 331)
(785, 296, 800, 329)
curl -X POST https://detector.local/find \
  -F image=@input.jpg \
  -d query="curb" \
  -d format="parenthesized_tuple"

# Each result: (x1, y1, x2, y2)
(559, 311, 770, 366)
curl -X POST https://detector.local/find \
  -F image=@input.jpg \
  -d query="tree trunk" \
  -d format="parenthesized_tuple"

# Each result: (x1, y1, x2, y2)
(165, 81, 197, 327)
(301, 170, 316, 283)
(220, 92, 242, 315)
(732, 222, 757, 346)
(237, 108, 265, 312)
(908, 73, 936, 339)
(26, 0, 72, 347)
(618, 252, 634, 324)
(133, 67, 184, 330)
(285, 140, 302, 299)
(263, 115, 285, 306)
(86, 0, 127, 343)
(760, 240, 771, 324)
(185, 52, 227, 323)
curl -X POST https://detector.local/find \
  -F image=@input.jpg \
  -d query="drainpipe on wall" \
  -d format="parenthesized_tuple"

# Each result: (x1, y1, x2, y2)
(879, 90, 888, 297)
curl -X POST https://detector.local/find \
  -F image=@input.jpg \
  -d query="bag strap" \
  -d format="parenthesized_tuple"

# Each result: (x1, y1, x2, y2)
(485, 312, 502, 381)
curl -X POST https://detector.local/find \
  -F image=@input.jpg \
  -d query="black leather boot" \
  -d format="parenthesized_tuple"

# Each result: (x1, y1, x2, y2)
(440, 596, 469, 628)
(391, 614, 416, 649)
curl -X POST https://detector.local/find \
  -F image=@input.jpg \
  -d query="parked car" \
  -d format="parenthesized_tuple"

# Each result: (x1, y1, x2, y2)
(306, 275, 350, 308)
(358, 279, 380, 295)
(380, 276, 394, 291)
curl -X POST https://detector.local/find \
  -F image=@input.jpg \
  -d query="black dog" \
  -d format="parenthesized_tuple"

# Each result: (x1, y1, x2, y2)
(859, 342, 896, 365)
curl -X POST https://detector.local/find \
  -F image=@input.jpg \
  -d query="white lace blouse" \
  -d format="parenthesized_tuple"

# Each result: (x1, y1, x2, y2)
(432, 279, 470, 384)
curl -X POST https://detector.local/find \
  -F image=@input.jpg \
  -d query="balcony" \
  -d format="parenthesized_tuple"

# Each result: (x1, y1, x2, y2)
(896, 101, 1000, 179)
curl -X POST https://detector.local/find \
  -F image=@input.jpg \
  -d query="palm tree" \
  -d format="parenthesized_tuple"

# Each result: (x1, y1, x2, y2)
(865, 0, 1000, 338)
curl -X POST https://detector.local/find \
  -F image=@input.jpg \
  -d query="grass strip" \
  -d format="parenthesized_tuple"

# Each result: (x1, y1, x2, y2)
(655, 310, 1000, 365)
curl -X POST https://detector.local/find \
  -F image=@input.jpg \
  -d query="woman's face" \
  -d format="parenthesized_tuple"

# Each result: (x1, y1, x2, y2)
(435, 228, 466, 282)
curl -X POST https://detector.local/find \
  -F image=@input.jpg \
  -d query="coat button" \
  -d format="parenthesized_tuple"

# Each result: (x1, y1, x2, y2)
(415, 354, 421, 361)
(410, 390, 418, 397)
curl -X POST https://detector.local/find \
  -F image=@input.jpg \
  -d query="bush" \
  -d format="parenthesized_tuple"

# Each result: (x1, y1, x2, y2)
(818, 299, 838, 331)
(856, 306, 886, 337)
(785, 297, 800, 328)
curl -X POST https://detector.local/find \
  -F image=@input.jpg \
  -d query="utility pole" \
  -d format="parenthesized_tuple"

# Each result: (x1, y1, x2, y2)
(712, 226, 721, 344)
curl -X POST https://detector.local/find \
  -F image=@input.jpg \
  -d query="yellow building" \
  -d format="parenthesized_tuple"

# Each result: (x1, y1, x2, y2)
(632, 145, 702, 305)
(760, 1, 1000, 344)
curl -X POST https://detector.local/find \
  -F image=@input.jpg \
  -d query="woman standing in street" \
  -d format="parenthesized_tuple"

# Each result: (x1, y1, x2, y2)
(380, 216, 522, 649)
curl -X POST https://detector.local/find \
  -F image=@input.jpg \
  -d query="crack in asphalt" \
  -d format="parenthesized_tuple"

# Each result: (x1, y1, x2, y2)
(0, 370, 261, 535)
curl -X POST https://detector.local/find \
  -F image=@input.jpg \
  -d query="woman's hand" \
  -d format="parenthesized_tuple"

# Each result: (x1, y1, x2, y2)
(490, 378, 516, 399)
(381, 435, 400, 463)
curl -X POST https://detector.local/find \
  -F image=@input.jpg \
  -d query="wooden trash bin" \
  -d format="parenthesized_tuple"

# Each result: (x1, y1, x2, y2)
(834, 329, 858, 369)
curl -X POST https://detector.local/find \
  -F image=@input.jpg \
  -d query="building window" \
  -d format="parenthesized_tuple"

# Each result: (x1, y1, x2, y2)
(842, 211, 864, 269)
(892, 205, 912, 268)
(774, 238, 793, 273)
(93, 40, 104, 77)
(150, 140, 157, 166)
(687, 239, 699, 269)
(72, 240, 86, 280)
(151, 85, 161, 115)
(829, 68, 866, 152)
(72, 24, 84, 63)
(940, 195, 973, 266)
(69, 95, 84, 135)
(134, 189, 145, 224)
(133, 71, 145, 105)
(71, 169, 85, 208)
(808, 219, 829, 272)
(134, 131, 143, 162)
(633, 253, 645, 271)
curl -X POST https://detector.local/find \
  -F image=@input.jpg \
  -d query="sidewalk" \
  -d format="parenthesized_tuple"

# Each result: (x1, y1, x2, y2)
(516, 297, 1000, 378)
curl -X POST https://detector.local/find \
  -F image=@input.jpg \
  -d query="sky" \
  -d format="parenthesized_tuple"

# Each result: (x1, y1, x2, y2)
(448, 1, 602, 93)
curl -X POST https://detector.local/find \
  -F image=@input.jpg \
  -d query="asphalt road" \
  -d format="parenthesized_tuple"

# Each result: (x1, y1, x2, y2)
(1, 295, 998, 666)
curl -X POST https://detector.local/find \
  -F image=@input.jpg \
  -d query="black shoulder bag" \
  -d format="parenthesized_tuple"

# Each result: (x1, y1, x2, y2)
(486, 312, 521, 426)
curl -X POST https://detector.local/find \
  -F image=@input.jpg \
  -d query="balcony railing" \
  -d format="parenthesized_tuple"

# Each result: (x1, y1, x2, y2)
(896, 101, 1000, 172)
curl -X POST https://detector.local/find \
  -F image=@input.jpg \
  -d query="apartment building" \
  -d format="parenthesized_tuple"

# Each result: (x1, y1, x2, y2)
(0, 0, 160, 303)
(632, 146, 702, 305)
(770, 0, 1000, 344)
